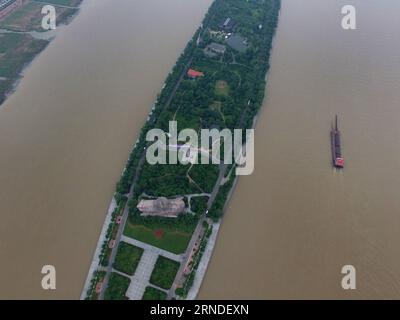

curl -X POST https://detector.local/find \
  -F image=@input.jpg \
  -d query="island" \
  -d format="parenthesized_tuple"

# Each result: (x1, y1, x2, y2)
(82, 0, 281, 300)
(0, 0, 83, 105)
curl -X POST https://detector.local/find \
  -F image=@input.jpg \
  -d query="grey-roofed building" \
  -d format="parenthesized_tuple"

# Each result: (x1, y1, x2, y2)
(219, 17, 235, 31)
(204, 42, 227, 57)
(226, 34, 249, 53)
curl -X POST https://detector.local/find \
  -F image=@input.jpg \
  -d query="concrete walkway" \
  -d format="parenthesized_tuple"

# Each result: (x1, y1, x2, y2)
(125, 250, 158, 300)
(80, 198, 117, 299)
(186, 221, 220, 300)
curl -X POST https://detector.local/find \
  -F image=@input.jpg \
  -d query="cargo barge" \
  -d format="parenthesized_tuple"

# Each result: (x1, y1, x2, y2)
(331, 115, 344, 168)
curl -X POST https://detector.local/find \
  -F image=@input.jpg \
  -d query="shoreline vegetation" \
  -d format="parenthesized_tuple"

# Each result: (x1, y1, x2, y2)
(0, 0, 83, 105)
(81, 0, 281, 300)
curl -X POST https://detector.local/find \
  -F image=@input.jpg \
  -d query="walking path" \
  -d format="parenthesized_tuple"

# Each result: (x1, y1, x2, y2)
(80, 198, 117, 299)
(186, 221, 220, 300)
(125, 250, 158, 300)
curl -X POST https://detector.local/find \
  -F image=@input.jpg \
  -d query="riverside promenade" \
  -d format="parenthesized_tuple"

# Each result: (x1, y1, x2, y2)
(186, 221, 220, 300)
(80, 198, 117, 300)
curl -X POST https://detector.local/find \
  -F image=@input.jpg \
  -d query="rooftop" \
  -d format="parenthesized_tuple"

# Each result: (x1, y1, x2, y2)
(207, 42, 226, 52)
(220, 17, 235, 31)
(226, 34, 249, 53)
(187, 69, 204, 78)
(137, 197, 186, 217)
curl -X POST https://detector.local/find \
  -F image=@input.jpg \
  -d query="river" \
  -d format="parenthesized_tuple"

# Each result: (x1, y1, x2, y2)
(198, 0, 400, 299)
(2, 0, 400, 300)
(0, 0, 212, 299)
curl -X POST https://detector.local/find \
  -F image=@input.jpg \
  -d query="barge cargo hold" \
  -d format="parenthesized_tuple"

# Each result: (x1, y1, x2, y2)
(331, 115, 344, 168)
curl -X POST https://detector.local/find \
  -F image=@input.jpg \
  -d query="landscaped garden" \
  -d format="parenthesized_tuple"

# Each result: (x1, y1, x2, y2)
(113, 242, 144, 276)
(149, 256, 180, 290)
(142, 286, 167, 300)
(85, 271, 106, 300)
(215, 80, 230, 96)
(104, 272, 131, 300)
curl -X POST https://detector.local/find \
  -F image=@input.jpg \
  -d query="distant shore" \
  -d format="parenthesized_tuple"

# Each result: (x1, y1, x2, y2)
(0, 0, 83, 106)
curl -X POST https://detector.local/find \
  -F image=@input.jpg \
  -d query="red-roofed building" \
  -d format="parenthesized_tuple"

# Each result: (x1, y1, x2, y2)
(187, 69, 204, 79)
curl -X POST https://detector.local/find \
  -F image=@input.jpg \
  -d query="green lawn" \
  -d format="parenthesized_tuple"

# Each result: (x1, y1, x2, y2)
(142, 286, 167, 300)
(104, 272, 130, 300)
(124, 221, 192, 254)
(113, 242, 144, 276)
(215, 80, 230, 96)
(149, 256, 180, 290)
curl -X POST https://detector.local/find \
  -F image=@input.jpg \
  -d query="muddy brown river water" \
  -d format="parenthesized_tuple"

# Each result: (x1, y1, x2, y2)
(199, 0, 400, 299)
(0, 0, 212, 299)
(1, 0, 400, 299)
